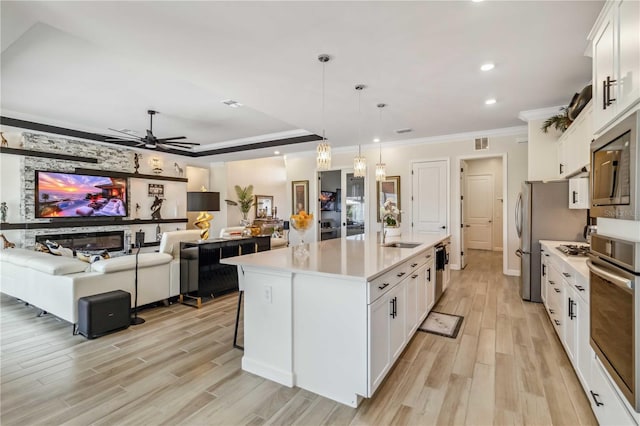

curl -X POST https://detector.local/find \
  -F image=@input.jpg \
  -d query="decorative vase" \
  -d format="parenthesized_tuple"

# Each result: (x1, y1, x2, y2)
(290, 212, 313, 259)
(384, 225, 401, 237)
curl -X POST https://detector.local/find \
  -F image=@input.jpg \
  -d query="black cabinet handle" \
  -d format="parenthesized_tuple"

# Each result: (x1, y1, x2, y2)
(425, 254, 432, 259)
(378, 282, 390, 290)
(572, 191, 577, 204)
(603, 79, 608, 109)
(411, 263, 418, 268)
(542, 264, 546, 276)
(394, 297, 398, 317)
(604, 76, 617, 109)
(390, 298, 395, 318)
(554, 319, 561, 326)
(397, 272, 406, 278)
(549, 280, 555, 285)
(559, 163, 564, 175)
(549, 308, 555, 314)
(563, 272, 571, 278)
(570, 300, 576, 320)
(411, 274, 419, 279)
(427, 268, 431, 281)
(590, 391, 604, 407)
(575, 285, 585, 292)
(554, 288, 560, 293)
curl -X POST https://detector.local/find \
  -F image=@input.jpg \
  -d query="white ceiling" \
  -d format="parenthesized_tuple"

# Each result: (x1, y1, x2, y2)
(1, 1, 603, 161)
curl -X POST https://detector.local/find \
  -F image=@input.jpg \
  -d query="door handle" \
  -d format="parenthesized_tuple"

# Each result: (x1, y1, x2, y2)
(440, 226, 446, 229)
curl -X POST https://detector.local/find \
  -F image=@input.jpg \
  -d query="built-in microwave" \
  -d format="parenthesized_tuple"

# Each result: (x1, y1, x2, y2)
(591, 111, 639, 220)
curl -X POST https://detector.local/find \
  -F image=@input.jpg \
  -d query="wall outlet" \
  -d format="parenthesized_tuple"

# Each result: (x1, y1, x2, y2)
(264, 285, 272, 304)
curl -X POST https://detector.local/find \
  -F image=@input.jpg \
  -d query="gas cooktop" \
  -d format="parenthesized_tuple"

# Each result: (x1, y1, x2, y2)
(556, 244, 590, 257)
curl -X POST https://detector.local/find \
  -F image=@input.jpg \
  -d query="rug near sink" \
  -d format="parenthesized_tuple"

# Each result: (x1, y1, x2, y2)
(418, 311, 463, 339)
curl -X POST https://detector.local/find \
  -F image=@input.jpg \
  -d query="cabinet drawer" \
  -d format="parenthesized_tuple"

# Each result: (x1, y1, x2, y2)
(368, 261, 411, 303)
(572, 272, 589, 304)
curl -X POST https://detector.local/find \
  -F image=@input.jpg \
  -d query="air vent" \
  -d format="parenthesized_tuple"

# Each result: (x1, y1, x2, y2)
(395, 128, 413, 134)
(474, 137, 489, 150)
(221, 99, 243, 108)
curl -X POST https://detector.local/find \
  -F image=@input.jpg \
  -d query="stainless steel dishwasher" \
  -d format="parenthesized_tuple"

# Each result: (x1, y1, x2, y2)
(435, 243, 446, 303)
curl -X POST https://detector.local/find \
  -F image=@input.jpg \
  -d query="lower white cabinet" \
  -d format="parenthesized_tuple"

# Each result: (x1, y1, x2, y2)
(576, 292, 592, 389)
(389, 282, 407, 361)
(369, 292, 392, 392)
(589, 355, 638, 426)
(564, 284, 579, 364)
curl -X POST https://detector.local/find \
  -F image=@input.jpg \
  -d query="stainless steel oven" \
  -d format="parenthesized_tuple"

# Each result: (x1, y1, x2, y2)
(588, 233, 640, 410)
(591, 111, 639, 220)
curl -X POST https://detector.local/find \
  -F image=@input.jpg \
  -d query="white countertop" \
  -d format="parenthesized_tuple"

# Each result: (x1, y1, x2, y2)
(539, 240, 589, 279)
(222, 232, 449, 281)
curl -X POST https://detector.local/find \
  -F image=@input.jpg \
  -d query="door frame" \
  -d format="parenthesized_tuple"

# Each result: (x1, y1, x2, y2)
(456, 153, 508, 276)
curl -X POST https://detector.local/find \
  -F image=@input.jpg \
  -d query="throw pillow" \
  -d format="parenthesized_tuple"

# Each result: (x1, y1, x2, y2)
(76, 249, 110, 264)
(44, 240, 74, 257)
(34, 242, 51, 254)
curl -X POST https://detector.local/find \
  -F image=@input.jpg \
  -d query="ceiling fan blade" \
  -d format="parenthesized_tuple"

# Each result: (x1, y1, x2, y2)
(157, 142, 197, 150)
(107, 128, 140, 138)
(156, 136, 187, 142)
(163, 141, 200, 146)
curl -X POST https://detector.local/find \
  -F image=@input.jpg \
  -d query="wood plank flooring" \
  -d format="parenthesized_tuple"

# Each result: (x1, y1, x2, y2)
(0, 249, 596, 425)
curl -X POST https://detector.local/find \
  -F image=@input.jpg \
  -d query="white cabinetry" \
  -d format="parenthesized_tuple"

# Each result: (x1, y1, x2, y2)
(591, 0, 640, 133)
(557, 102, 594, 179)
(589, 356, 638, 426)
(569, 177, 590, 209)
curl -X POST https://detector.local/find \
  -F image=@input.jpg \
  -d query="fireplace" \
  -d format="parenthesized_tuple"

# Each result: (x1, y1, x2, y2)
(36, 231, 125, 253)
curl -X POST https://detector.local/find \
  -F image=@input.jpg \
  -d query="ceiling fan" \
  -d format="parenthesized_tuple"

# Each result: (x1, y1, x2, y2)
(104, 110, 200, 150)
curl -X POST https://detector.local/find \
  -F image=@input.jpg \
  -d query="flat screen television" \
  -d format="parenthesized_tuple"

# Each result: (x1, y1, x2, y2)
(320, 191, 336, 211)
(35, 171, 128, 218)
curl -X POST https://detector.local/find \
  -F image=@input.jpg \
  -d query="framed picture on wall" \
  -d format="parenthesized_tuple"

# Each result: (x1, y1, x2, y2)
(377, 176, 401, 222)
(292, 180, 309, 214)
(255, 195, 274, 218)
(148, 183, 164, 197)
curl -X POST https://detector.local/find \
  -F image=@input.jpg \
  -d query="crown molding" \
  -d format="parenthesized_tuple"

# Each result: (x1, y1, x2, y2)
(518, 106, 564, 122)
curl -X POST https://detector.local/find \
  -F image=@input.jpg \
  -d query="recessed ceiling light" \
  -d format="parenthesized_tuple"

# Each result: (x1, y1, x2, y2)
(274, 150, 280, 155)
(373, 138, 381, 143)
(221, 99, 242, 108)
(480, 63, 495, 71)
(485, 98, 497, 105)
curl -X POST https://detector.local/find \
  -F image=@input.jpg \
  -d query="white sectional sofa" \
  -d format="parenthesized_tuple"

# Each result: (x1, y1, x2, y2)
(0, 229, 201, 327)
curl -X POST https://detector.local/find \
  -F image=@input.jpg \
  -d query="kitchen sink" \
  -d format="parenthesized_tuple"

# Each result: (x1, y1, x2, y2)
(383, 242, 422, 249)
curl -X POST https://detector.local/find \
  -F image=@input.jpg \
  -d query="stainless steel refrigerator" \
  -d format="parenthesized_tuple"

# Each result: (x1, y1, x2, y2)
(515, 181, 586, 302)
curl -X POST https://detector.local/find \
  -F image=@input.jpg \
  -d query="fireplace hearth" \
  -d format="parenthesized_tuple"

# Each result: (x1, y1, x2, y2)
(36, 231, 125, 253)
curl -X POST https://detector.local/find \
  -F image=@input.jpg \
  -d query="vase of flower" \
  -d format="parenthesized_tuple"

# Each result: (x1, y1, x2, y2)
(380, 199, 402, 240)
(290, 210, 313, 259)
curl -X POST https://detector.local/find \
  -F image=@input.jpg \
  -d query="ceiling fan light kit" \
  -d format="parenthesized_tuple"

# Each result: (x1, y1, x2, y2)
(316, 53, 331, 170)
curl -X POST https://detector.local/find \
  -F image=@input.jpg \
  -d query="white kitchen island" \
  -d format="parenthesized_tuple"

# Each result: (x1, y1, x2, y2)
(223, 232, 450, 407)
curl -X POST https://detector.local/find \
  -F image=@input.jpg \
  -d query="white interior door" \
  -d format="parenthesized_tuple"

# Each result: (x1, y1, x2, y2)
(412, 160, 448, 233)
(464, 174, 493, 250)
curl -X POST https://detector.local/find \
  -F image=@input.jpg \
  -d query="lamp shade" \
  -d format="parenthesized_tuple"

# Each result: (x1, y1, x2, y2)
(187, 192, 220, 212)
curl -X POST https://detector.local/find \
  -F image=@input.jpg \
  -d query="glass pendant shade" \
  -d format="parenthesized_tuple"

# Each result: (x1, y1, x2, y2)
(354, 152, 366, 177)
(375, 162, 386, 181)
(317, 142, 331, 170)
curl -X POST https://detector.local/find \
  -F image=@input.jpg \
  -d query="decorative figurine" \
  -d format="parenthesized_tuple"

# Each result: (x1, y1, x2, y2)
(174, 162, 184, 177)
(156, 223, 162, 241)
(0, 202, 7, 223)
(135, 202, 141, 219)
(133, 153, 141, 174)
(150, 196, 164, 220)
(150, 157, 163, 175)
(0, 233, 15, 249)
(0, 132, 8, 148)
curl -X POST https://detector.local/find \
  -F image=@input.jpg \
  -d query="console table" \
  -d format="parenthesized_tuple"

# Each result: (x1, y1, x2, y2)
(179, 236, 270, 307)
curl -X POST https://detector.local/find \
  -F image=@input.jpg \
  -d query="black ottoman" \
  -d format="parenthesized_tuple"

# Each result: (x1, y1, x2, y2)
(77, 290, 131, 339)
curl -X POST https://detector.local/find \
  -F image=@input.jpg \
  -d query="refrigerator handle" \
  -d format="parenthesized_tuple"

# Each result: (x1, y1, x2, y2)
(515, 193, 523, 238)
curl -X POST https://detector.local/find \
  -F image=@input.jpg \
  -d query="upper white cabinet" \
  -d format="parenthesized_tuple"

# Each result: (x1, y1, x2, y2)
(569, 177, 590, 209)
(590, 0, 640, 133)
(557, 102, 594, 179)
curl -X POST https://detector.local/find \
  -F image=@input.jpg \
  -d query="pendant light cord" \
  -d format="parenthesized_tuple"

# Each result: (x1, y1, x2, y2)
(322, 61, 326, 142)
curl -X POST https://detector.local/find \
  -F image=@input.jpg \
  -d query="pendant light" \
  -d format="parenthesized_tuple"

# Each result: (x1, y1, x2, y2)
(375, 103, 386, 182)
(353, 84, 367, 177)
(316, 54, 331, 170)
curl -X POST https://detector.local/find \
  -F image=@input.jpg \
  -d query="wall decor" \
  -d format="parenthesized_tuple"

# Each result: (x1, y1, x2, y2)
(148, 183, 164, 197)
(0, 202, 7, 223)
(133, 153, 141, 174)
(149, 156, 163, 174)
(173, 162, 184, 177)
(292, 180, 309, 214)
(377, 175, 401, 222)
(150, 196, 164, 220)
(0, 132, 8, 147)
(255, 195, 273, 218)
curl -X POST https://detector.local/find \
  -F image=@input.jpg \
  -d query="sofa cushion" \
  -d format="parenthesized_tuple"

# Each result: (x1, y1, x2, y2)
(0, 248, 88, 275)
(158, 230, 201, 258)
(77, 249, 111, 264)
(91, 252, 172, 273)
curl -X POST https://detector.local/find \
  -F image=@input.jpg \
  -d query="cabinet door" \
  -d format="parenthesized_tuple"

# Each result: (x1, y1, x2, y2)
(616, 0, 640, 114)
(406, 272, 418, 336)
(564, 285, 578, 364)
(569, 177, 589, 209)
(576, 293, 592, 389)
(389, 282, 407, 361)
(416, 264, 428, 323)
(368, 295, 391, 393)
(589, 356, 636, 425)
(593, 11, 617, 131)
(558, 130, 571, 178)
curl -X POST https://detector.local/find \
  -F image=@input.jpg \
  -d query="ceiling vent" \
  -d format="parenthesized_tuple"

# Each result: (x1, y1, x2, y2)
(395, 128, 413, 134)
(474, 137, 489, 150)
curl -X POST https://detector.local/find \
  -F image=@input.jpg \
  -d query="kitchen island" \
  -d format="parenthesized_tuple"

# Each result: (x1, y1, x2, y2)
(223, 232, 449, 407)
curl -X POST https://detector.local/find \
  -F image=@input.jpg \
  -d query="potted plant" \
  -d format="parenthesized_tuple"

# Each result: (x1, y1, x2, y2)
(225, 185, 255, 225)
(541, 106, 573, 133)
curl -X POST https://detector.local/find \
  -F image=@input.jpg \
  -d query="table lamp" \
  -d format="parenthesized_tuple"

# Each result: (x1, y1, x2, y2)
(187, 188, 220, 240)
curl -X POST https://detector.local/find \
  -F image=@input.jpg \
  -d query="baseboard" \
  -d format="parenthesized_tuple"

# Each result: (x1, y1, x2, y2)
(505, 268, 520, 277)
(242, 357, 294, 387)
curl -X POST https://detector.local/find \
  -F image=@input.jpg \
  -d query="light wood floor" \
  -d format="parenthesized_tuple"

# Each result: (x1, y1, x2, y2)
(1, 249, 596, 425)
